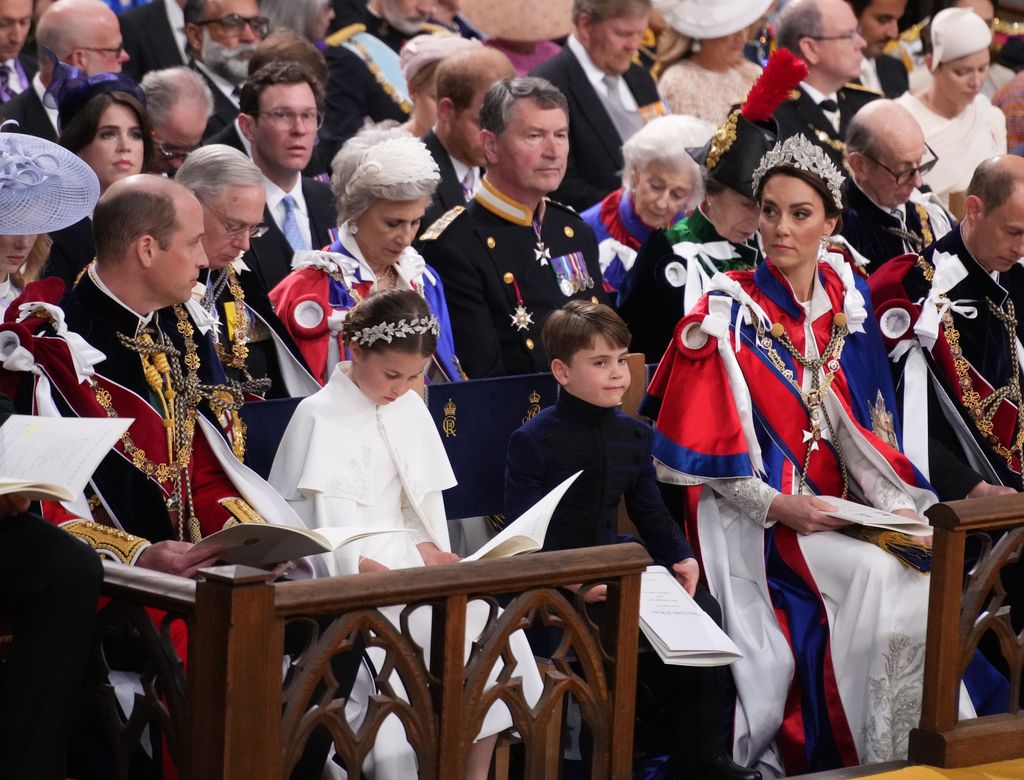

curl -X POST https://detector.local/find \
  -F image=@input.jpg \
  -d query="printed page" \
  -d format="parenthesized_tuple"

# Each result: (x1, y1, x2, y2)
(463, 470, 583, 562)
(821, 496, 932, 536)
(0, 415, 133, 501)
(194, 524, 409, 567)
(639, 566, 742, 667)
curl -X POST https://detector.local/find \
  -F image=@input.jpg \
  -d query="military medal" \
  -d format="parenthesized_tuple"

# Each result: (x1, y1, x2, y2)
(531, 210, 550, 266)
(510, 305, 534, 331)
(551, 251, 593, 297)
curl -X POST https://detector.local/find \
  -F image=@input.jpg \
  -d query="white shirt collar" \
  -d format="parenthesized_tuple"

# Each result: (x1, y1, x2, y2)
(263, 173, 305, 214)
(193, 60, 240, 106)
(1, 58, 25, 93)
(232, 116, 252, 155)
(88, 264, 154, 335)
(566, 34, 607, 90)
(32, 73, 59, 133)
(163, 0, 188, 63)
(800, 81, 837, 107)
(449, 154, 476, 191)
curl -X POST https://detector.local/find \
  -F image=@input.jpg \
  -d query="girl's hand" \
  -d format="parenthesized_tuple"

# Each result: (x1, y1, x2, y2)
(358, 556, 389, 573)
(767, 494, 851, 535)
(565, 582, 608, 603)
(891, 508, 934, 549)
(417, 542, 461, 566)
(672, 558, 700, 596)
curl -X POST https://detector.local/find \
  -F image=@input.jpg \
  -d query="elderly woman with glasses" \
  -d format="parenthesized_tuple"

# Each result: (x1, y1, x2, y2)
(271, 126, 464, 385)
(896, 7, 1007, 211)
(580, 114, 707, 296)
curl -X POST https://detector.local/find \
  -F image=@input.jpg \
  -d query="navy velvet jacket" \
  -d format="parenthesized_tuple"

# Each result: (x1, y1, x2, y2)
(505, 389, 694, 566)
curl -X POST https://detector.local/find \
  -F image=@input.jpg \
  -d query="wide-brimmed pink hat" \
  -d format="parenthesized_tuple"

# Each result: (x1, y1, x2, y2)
(460, 0, 574, 43)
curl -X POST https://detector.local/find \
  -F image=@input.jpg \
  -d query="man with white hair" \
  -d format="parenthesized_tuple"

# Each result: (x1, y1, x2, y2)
(0, 0, 130, 140)
(183, 0, 267, 139)
(141, 66, 213, 176)
(774, 0, 878, 169)
(333, 0, 439, 53)
(176, 145, 319, 397)
(841, 99, 952, 271)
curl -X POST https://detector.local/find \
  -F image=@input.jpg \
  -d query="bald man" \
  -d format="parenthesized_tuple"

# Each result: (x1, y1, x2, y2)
(869, 155, 1024, 500)
(774, 0, 879, 170)
(841, 99, 953, 271)
(0, 0, 129, 140)
(420, 45, 515, 235)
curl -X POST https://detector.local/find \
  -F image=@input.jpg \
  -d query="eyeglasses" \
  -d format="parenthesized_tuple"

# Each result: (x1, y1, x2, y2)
(201, 200, 269, 239)
(251, 108, 324, 130)
(78, 43, 126, 58)
(806, 31, 861, 44)
(862, 143, 940, 186)
(193, 14, 270, 38)
(154, 139, 201, 162)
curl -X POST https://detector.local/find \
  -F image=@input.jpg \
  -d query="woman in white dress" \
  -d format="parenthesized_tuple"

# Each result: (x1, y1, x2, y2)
(896, 7, 1007, 208)
(269, 289, 541, 779)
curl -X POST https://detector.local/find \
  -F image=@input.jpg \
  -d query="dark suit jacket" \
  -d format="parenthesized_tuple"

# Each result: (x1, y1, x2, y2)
(874, 54, 909, 99)
(43, 218, 94, 289)
(773, 84, 879, 170)
(246, 178, 337, 293)
(320, 42, 408, 166)
(0, 87, 56, 141)
(0, 53, 37, 105)
(121, 0, 186, 83)
(191, 63, 239, 141)
(206, 121, 246, 153)
(420, 129, 469, 236)
(532, 48, 660, 211)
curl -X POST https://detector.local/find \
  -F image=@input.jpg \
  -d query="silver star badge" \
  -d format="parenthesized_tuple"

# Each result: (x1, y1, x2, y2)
(510, 305, 534, 331)
(535, 243, 551, 266)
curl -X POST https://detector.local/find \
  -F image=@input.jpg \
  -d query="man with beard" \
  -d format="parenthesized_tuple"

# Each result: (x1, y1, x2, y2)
(419, 45, 514, 235)
(332, 0, 438, 53)
(183, 0, 267, 140)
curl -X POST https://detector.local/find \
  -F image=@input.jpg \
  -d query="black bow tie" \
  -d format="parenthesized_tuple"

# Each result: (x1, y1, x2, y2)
(818, 98, 839, 113)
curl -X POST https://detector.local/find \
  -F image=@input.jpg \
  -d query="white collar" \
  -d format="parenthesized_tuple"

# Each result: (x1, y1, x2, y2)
(193, 60, 240, 105)
(32, 73, 59, 133)
(88, 264, 154, 335)
(264, 174, 305, 213)
(566, 34, 610, 90)
(233, 116, 252, 155)
(337, 222, 428, 286)
(449, 153, 475, 187)
(800, 81, 837, 108)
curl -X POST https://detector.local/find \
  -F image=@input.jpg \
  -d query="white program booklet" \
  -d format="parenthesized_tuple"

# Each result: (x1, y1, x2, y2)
(463, 470, 583, 561)
(820, 496, 932, 537)
(192, 524, 411, 567)
(0, 414, 134, 501)
(639, 566, 742, 667)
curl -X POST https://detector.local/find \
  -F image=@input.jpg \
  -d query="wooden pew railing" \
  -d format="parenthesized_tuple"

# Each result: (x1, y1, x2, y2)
(909, 494, 1024, 768)
(93, 544, 651, 779)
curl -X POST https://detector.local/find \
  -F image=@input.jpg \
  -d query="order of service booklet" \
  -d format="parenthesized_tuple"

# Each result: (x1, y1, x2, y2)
(463, 471, 583, 561)
(820, 496, 932, 536)
(193, 524, 412, 568)
(639, 566, 743, 667)
(0, 414, 134, 501)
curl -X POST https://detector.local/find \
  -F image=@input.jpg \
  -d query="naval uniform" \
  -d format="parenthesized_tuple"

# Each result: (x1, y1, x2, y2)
(418, 179, 607, 377)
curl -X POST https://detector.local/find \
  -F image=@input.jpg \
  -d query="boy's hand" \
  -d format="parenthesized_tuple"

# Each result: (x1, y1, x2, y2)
(565, 582, 608, 603)
(672, 557, 699, 597)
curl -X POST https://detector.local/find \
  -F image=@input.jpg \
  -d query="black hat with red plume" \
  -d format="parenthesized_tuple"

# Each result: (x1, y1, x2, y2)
(690, 48, 807, 198)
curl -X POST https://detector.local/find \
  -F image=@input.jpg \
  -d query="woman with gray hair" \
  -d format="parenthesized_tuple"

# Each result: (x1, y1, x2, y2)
(270, 126, 464, 384)
(580, 114, 709, 294)
(260, 0, 334, 45)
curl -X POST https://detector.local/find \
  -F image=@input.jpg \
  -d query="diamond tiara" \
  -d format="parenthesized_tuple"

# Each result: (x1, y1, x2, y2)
(351, 315, 441, 347)
(751, 134, 845, 210)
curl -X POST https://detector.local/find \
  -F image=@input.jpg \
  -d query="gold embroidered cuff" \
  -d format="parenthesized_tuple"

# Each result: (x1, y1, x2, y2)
(59, 519, 150, 565)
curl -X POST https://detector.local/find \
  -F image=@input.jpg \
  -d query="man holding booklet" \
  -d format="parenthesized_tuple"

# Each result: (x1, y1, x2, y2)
(505, 301, 760, 780)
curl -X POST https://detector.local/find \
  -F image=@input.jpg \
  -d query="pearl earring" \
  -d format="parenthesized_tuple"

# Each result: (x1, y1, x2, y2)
(348, 222, 359, 235)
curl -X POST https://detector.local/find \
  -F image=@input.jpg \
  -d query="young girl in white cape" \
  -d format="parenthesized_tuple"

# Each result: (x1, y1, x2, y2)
(269, 289, 542, 779)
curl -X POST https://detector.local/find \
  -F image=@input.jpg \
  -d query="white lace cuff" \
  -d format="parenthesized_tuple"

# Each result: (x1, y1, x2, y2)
(708, 477, 778, 527)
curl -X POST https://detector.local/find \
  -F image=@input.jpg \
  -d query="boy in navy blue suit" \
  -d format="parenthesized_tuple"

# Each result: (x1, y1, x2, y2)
(505, 300, 760, 780)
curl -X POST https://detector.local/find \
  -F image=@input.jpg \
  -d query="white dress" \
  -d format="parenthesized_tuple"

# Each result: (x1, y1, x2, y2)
(896, 92, 1007, 207)
(269, 364, 543, 777)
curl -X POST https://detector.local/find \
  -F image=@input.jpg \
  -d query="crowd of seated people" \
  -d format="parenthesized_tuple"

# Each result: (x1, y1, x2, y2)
(4, 0, 1024, 777)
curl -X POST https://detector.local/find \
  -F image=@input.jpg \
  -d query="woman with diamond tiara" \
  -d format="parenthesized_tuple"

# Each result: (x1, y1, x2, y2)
(268, 288, 540, 779)
(646, 134, 978, 776)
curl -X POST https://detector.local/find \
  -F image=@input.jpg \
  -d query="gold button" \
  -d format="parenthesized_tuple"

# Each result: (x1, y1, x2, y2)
(591, 296, 599, 304)
(487, 236, 496, 248)
(525, 338, 535, 350)
(564, 226, 574, 237)
(503, 272, 514, 284)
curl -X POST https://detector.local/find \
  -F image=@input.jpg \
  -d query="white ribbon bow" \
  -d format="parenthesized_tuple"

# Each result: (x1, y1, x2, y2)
(914, 250, 976, 351)
(822, 251, 868, 334)
(327, 309, 348, 334)
(704, 273, 771, 353)
(597, 237, 638, 276)
(184, 296, 220, 337)
(15, 302, 106, 382)
(290, 250, 346, 275)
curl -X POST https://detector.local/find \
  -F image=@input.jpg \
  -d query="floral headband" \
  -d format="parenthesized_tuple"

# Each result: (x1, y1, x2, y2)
(351, 315, 441, 347)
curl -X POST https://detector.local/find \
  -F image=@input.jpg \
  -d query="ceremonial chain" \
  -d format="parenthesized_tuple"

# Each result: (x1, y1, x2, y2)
(754, 310, 851, 498)
(917, 256, 1024, 469)
(208, 267, 251, 372)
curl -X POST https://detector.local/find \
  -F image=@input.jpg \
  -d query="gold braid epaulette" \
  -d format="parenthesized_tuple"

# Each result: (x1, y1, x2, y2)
(60, 519, 149, 564)
(324, 23, 367, 47)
